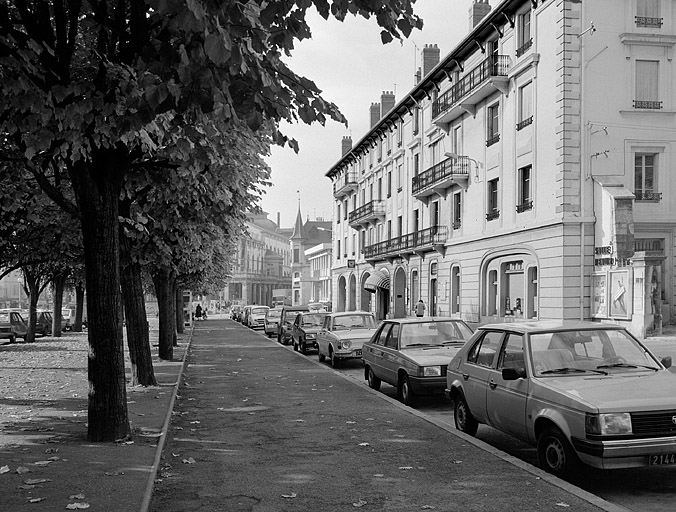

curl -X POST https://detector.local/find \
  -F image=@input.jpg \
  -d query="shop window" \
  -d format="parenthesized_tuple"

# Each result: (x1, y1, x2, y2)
(451, 266, 461, 314)
(488, 269, 498, 315)
(484, 255, 538, 320)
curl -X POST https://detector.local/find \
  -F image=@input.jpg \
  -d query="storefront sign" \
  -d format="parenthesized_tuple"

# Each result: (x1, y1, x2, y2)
(594, 245, 616, 267)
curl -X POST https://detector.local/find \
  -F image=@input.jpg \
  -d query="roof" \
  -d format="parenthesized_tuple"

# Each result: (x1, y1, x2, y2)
(477, 320, 627, 334)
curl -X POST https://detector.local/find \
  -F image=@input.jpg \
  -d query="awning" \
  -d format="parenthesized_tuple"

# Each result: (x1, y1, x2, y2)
(364, 269, 390, 293)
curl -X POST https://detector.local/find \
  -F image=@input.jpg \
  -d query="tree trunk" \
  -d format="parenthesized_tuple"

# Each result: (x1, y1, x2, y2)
(120, 232, 157, 387)
(69, 152, 130, 442)
(175, 286, 184, 335)
(21, 270, 41, 343)
(51, 271, 68, 338)
(74, 283, 85, 332)
(152, 268, 175, 361)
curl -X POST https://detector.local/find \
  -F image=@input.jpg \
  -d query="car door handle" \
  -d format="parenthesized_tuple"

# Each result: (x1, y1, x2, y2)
(489, 380, 497, 389)
(462, 373, 469, 380)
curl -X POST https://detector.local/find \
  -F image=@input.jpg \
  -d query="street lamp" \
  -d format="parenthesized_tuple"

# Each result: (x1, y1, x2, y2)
(445, 152, 481, 182)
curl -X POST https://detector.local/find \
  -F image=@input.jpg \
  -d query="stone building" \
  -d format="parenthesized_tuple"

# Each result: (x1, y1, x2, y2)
(327, 0, 675, 337)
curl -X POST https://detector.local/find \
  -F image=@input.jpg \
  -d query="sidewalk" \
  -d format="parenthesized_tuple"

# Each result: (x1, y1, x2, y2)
(1, 317, 671, 511)
(0, 319, 190, 512)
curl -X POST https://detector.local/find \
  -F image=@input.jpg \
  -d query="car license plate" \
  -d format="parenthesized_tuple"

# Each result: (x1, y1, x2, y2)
(355, 350, 362, 356)
(649, 454, 676, 466)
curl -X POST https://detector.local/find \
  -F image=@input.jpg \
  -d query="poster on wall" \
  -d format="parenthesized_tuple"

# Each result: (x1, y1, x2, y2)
(591, 273, 607, 318)
(608, 269, 632, 319)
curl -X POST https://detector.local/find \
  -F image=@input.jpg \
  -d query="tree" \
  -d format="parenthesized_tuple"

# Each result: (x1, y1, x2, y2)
(0, 0, 423, 442)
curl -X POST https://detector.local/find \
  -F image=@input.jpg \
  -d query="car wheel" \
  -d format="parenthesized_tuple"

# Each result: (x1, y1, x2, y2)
(330, 349, 340, 368)
(293, 339, 299, 352)
(367, 367, 381, 391)
(399, 375, 416, 407)
(454, 393, 479, 436)
(300, 339, 307, 355)
(9, 335, 16, 344)
(537, 426, 579, 479)
(318, 350, 326, 363)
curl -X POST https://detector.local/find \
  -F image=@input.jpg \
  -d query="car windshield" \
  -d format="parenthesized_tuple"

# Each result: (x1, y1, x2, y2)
(400, 321, 473, 348)
(302, 313, 327, 327)
(0, 314, 9, 323)
(529, 329, 661, 376)
(267, 310, 281, 319)
(252, 307, 268, 315)
(332, 315, 375, 330)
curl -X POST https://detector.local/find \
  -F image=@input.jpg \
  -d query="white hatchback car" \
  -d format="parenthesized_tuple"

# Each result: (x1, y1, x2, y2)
(446, 321, 676, 478)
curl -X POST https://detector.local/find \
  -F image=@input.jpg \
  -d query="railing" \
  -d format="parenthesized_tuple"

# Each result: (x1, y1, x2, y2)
(516, 38, 533, 57)
(486, 134, 500, 147)
(635, 16, 663, 28)
(333, 170, 357, 196)
(635, 191, 662, 202)
(432, 55, 511, 118)
(516, 116, 533, 131)
(348, 200, 385, 224)
(412, 156, 471, 194)
(486, 210, 500, 221)
(363, 225, 448, 260)
(516, 201, 533, 213)
(633, 100, 662, 109)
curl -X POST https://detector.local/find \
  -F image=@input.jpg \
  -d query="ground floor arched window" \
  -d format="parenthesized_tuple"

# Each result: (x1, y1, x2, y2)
(482, 253, 538, 320)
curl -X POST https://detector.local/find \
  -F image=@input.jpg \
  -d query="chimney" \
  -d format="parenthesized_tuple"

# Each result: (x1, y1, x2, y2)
(469, 0, 491, 29)
(277, 212, 280, 228)
(341, 135, 352, 156)
(370, 102, 381, 128)
(422, 44, 440, 77)
(380, 91, 395, 117)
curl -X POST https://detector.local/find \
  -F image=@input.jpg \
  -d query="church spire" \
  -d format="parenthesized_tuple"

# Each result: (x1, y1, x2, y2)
(291, 192, 306, 240)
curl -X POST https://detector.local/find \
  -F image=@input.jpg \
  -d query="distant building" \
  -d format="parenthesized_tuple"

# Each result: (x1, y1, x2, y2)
(290, 207, 332, 305)
(225, 212, 292, 306)
(0, 270, 28, 309)
(326, 0, 676, 337)
(305, 243, 333, 305)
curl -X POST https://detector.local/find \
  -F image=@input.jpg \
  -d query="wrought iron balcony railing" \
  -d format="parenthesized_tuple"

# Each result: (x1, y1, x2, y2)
(635, 16, 663, 28)
(332, 170, 358, 198)
(432, 55, 511, 119)
(412, 156, 471, 196)
(363, 225, 448, 260)
(633, 100, 662, 109)
(348, 200, 386, 226)
(635, 191, 662, 202)
(486, 210, 500, 221)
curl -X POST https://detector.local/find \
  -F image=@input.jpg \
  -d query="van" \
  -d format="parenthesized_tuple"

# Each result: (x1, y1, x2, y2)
(277, 305, 310, 345)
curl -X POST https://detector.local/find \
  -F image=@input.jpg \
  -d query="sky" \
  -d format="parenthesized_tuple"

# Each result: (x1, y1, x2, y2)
(259, 0, 474, 228)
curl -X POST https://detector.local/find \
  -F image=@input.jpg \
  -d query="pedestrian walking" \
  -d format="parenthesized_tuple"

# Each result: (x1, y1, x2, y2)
(195, 303, 203, 320)
(415, 299, 425, 317)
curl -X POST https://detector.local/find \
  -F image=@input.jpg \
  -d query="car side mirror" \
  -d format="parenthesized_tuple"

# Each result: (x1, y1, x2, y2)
(502, 367, 527, 380)
(661, 356, 672, 369)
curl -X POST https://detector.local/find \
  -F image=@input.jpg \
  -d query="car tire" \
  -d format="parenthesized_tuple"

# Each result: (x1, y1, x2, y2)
(330, 350, 340, 368)
(367, 367, 381, 391)
(454, 393, 479, 436)
(537, 426, 579, 479)
(318, 350, 326, 363)
(399, 375, 416, 407)
(9, 335, 16, 344)
(300, 339, 307, 355)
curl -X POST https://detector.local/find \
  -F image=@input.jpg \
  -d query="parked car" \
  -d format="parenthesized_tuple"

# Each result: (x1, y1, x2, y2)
(362, 317, 474, 407)
(35, 310, 54, 335)
(246, 305, 270, 330)
(241, 305, 253, 326)
(277, 305, 310, 345)
(230, 305, 242, 322)
(316, 312, 377, 367)
(62, 309, 73, 331)
(264, 308, 282, 338)
(445, 321, 676, 478)
(0, 310, 27, 342)
(290, 311, 329, 354)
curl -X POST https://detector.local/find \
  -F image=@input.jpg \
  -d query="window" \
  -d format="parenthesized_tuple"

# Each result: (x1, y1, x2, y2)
(336, 241, 340, 260)
(517, 82, 533, 129)
(336, 204, 341, 223)
(352, 234, 356, 255)
(430, 139, 442, 166)
(294, 248, 300, 263)
(343, 237, 347, 258)
(430, 201, 439, 227)
(397, 163, 403, 191)
(635, 60, 660, 109)
(360, 230, 366, 252)
(413, 153, 420, 177)
(387, 171, 392, 197)
(487, 178, 500, 221)
(634, 153, 661, 201)
(397, 120, 403, 146)
(378, 178, 383, 200)
(387, 220, 392, 239)
(451, 266, 461, 314)
(343, 200, 348, 220)
(452, 191, 462, 229)
(451, 125, 462, 155)
(467, 331, 503, 367)
(517, 166, 533, 212)
(397, 215, 403, 237)
(377, 139, 383, 161)
(636, 0, 662, 27)
(413, 106, 420, 135)
(487, 104, 500, 146)
(498, 334, 525, 371)
(516, 8, 532, 56)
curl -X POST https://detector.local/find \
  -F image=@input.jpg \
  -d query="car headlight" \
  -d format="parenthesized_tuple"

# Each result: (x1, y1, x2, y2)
(339, 340, 352, 349)
(585, 413, 632, 435)
(422, 366, 442, 377)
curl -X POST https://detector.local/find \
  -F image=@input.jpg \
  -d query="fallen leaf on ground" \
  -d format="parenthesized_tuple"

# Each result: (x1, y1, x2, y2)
(16, 466, 30, 474)
(34, 460, 53, 466)
(69, 493, 86, 499)
(398, 467, 413, 470)
(556, 504, 570, 508)
(0, 465, 10, 474)
(66, 503, 90, 509)
(182, 458, 196, 464)
(358, 443, 370, 447)
(353, 499, 367, 507)
(24, 478, 51, 485)
(282, 492, 297, 499)
(27, 497, 45, 503)
(421, 506, 436, 510)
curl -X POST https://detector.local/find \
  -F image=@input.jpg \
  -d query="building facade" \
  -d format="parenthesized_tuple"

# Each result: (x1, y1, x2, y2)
(327, 0, 675, 337)
(305, 243, 333, 305)
(225, 212, 292, 306)
(290, 209, 333, 305)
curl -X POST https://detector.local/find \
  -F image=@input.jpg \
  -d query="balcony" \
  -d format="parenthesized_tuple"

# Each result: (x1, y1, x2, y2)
(363, 225, 448, 263)
(432, 55, 511, 127)
(348, 200, 386, 228)
(412, 156, 472, 202)
(635, 16, 663, 28)
(333, 170, 358, 199)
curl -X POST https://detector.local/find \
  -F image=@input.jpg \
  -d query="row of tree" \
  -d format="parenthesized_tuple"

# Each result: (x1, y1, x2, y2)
(0, 0, 423, 442)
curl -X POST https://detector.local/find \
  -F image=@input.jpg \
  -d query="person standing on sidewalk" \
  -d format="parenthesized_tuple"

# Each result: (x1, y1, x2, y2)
(415, 299, 426, 317)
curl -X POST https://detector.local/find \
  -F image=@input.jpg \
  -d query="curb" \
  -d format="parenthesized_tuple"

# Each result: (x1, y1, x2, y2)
(139, 324, 194, 512)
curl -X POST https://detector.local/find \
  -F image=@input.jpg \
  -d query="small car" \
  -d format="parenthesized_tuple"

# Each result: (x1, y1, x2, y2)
(277, 305, 310, 345)
(362, 317, 473, 407)
(246, 305, 269, 330)
(290, 311, 329, 354)
(264, 308, 282, 338)
(0, 310, 28, 342)
(445, 321, 676, 478)
(316, 312, 377, 367)
(35, 310, 54, 335)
